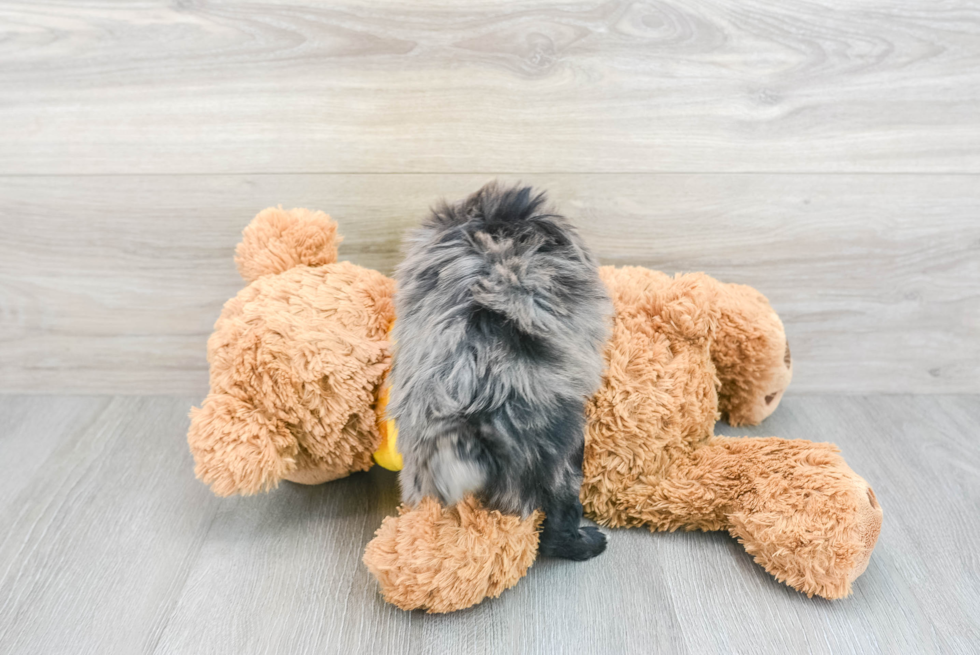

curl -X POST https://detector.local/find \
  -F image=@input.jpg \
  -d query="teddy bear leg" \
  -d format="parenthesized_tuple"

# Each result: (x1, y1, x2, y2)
(281, 443, 361, 485)
(187, 392, 300, 496)
(363, 497, 543, 613)
(706, 279, 793, 426)
(686, 436, 882, 599)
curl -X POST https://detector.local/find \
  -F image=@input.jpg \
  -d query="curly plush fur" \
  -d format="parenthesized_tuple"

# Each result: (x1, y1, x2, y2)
(582, 266, 880, 599)
(389, 183, 612, 560)
(363, 496, 543, 613)
(188, 207, 394, 495)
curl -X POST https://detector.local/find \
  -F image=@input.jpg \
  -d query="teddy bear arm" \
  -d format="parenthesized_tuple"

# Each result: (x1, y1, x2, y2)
(187, 392, 300, 496)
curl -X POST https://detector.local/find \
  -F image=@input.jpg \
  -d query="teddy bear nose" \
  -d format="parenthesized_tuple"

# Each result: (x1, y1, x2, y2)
(784, 343, 792, 368)
(765, 392, 778, 405)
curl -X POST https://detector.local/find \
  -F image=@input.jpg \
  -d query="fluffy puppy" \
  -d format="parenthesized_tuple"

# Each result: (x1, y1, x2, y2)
(389, 182, 611, 560)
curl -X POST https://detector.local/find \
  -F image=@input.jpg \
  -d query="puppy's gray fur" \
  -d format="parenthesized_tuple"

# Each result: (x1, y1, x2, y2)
(388, 182, 611, 560)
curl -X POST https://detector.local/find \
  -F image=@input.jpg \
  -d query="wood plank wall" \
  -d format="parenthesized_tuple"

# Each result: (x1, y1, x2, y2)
(1, 1, 978, 394)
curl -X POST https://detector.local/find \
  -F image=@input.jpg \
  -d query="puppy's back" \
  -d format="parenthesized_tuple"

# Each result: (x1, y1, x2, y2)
(390, 183, 610, 516)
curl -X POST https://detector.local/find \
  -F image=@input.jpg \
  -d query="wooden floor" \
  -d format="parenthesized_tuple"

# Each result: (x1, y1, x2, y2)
(0, 394, 977, 655)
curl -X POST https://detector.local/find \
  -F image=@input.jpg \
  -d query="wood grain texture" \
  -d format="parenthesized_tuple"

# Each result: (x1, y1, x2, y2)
(0, 396, 223, 655)
(1, 0, 979, 174)
(0, 394, 977, 654)
(1, 173, 977, 395)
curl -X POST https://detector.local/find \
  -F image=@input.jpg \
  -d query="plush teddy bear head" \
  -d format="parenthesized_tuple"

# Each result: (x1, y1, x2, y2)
(187, 208, 394, 496)
(710, 282, 794, 426)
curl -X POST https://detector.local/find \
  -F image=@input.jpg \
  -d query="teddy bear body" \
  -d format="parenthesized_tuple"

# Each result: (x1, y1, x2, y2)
(189, 208, 881, 612)
(583, 266, 880, 599)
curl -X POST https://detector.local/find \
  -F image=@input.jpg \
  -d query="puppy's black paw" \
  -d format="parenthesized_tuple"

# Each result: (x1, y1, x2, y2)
(577, 525, 607, 559)
(549, 525, 606, 561)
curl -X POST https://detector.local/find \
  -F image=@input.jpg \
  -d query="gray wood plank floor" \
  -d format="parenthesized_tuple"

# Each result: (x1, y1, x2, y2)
(1, 394, 977, 655)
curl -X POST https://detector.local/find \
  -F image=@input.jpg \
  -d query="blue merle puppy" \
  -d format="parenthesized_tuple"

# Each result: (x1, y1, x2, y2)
(388, 182, 611, 561)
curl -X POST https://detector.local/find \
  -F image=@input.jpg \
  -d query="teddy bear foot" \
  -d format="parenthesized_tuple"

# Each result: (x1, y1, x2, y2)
(729, 458, 882, 600)
(363, 497, 542, 613)
(847, 481, 882, 583)
(282, 467, 347, 486)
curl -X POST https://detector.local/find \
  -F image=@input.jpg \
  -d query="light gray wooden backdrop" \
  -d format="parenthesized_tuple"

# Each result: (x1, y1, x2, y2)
(1, 0, 978, 395)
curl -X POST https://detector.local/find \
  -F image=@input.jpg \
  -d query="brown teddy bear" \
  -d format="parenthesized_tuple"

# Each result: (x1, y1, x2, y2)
(188, 207, 395, 495)
(188, 207, 882, 613)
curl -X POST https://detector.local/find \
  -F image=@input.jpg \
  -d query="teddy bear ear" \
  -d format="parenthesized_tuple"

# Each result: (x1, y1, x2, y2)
(234, 206, 343, 282)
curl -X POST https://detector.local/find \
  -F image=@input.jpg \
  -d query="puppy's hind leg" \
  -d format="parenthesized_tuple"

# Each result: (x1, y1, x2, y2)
(538, 474, 607, 561)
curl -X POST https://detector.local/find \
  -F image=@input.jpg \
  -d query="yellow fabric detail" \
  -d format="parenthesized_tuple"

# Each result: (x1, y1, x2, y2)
(373, 319, 402, 471)
(373, 384, 402, 471)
